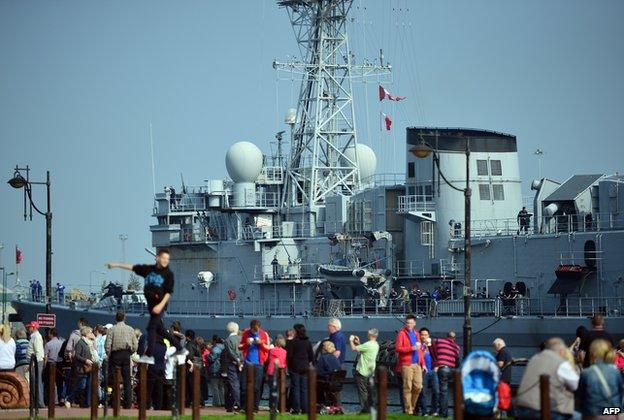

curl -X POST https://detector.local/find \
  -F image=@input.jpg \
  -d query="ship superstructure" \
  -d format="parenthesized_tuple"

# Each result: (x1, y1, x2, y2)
(12, 1, 624, 350)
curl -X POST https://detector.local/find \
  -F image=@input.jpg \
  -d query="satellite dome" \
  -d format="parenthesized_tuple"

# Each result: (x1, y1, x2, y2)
(343, 144, 377, 182)
(225, 141, 263, 183)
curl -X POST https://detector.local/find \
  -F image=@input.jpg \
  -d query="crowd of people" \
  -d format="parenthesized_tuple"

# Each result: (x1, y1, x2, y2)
(0, 313, 622, 417)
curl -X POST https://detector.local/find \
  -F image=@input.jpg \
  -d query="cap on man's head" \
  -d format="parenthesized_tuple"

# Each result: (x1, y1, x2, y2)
(26, 321, 40, 329)
(105, 323, 113, 329)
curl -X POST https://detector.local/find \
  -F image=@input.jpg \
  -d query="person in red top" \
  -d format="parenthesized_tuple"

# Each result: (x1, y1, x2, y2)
(394, 314, 426, 414)
(238, 320, 271, 412)
(266, 335, 288, 412)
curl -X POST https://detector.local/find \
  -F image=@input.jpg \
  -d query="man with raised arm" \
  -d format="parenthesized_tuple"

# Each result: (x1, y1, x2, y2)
(106, 248, 185, 364)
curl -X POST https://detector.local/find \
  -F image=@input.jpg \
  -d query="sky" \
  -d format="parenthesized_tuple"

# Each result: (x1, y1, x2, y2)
(1, 0, 623, 291)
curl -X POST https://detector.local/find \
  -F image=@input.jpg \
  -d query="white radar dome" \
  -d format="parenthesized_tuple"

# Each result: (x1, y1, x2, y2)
(225, 141, 263, 183)
(343, 144, 377, 182)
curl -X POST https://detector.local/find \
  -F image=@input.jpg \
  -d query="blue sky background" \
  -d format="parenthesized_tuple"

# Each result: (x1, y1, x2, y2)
(1, 0, 623, 291)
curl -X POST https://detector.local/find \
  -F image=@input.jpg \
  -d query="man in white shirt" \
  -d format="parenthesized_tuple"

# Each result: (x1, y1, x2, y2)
(26, 321, 45, 408)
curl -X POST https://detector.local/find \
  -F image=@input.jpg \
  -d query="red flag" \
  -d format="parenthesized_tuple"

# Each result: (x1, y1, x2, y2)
(379, 85, 405, 102)
(383, 113, 392, 131)
(16, 246, 22, 265)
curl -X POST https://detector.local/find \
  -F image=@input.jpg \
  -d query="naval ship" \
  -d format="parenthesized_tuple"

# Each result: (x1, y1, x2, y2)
(13, 0, 624, 354)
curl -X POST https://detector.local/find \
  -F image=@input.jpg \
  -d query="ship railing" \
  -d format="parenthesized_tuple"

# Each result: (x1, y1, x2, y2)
(115, 296, 624, 317)
(170, 194, 206, 212)
(397, 195, 436, 213)
(257, 166, 284, 184)
(253, 262, 320, 282)
(395, 259, 457, 278)
(558, 250, 605, 265)
(363, 172, 405, 187)
(451, 212, 624, 238)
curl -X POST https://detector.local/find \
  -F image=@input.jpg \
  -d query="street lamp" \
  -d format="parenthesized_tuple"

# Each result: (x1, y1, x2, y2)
(7, 165, 53, 315)
(1, 268, 16, 324)
(410, 134, 473, 357)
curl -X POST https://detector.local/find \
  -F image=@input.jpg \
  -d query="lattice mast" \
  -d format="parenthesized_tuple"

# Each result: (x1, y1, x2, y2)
(274, 0, 391, 210)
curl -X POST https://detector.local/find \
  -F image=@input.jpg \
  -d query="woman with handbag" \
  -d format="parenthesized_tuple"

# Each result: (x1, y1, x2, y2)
(65, 326, 95, 408)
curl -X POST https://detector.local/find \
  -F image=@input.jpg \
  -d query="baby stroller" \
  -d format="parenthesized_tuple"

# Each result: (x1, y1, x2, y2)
(461, 351, 500, 419)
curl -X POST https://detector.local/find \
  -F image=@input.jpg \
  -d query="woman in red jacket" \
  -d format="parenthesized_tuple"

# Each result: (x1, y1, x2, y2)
(394, 314, 425, 414)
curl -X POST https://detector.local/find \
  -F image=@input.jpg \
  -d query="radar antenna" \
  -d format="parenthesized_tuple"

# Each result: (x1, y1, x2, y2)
(274, 0, 391, 210)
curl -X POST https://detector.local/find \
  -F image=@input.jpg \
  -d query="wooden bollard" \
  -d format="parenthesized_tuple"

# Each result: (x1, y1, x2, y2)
(279, 367, 287, 413)
(453, 370, 463, 420)
(192, 365, 200, 420)
(90, 365, 99, 420)
(540, 374, 551, 420)
(307, 367, 317, 420)
(245, 364, 255, 420)
(112, 367, 121, 417)
(47, 362, 56, 419)
(177, 363, 186, 415)
(138, 363, 147, 420)
(376, 366, 388, 420)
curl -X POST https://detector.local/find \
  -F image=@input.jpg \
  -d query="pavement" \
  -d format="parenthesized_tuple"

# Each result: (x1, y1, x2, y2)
(1, 406, 248, 419)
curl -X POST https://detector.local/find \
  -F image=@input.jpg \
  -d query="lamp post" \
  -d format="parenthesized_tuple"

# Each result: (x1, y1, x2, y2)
(118, 234, 128, 284)
(411, 135, 472, 357)
(7, 166, 53, 315)
(1, 268, 16, 324)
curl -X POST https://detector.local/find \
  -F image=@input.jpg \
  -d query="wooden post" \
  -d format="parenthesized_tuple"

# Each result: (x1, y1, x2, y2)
(47, 362, 55, 419)
(245, 364, 255, 420)
(453, 370, 463, 420)
(308, 367, 317, 420)
(90, 365, 99, 420)
(177, 363, 186, 416)
(192, 365, 200, 420)
(540, 374, 551, 420)
(279, 367, 287, 414)
(112, 367, 121, 417)
(376, 366, 388, 420)
(138, 364, 147, 420)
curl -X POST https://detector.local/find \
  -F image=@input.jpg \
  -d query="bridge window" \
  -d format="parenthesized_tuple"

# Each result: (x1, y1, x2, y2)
(408, 162, 415, 178)
(492, 184, 505, 200)
(478, 184, 491, 200)
(491, 160, 502, 176)
(477, 160, 488, 176)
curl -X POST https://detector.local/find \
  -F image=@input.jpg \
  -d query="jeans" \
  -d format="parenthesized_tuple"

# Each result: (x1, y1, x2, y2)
(417, 369, 440, 414)
(67, 374, 90, 407)
(109, 350, 132, 409)
(289, 371, 308, 413)
(240, 363, 264, 410)
(147, 369, 165, 409)
(437, 366, 453, 417)
(32, 361, 45, 408)
(224, 364, 241, 410)
(145, 310, 181, 357)
(355, 372, 374, 413)
(208, 376, 225, 406)
(515, 406, 572, 420)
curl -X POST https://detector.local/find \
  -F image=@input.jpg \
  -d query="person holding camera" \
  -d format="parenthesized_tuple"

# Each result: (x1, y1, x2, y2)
(349, 329, 380, 414)
(239, 319, 270, 412)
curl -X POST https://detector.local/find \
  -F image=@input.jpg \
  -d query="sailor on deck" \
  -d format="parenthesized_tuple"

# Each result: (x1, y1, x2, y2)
(517, 207, 532, 234)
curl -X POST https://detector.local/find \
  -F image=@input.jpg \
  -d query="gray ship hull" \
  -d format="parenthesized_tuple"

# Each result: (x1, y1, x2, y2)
(13, 299, 616, 351)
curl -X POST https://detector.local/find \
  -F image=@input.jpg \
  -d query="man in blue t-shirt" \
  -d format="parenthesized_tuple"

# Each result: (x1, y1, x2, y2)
(416, 327, 439, 415)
